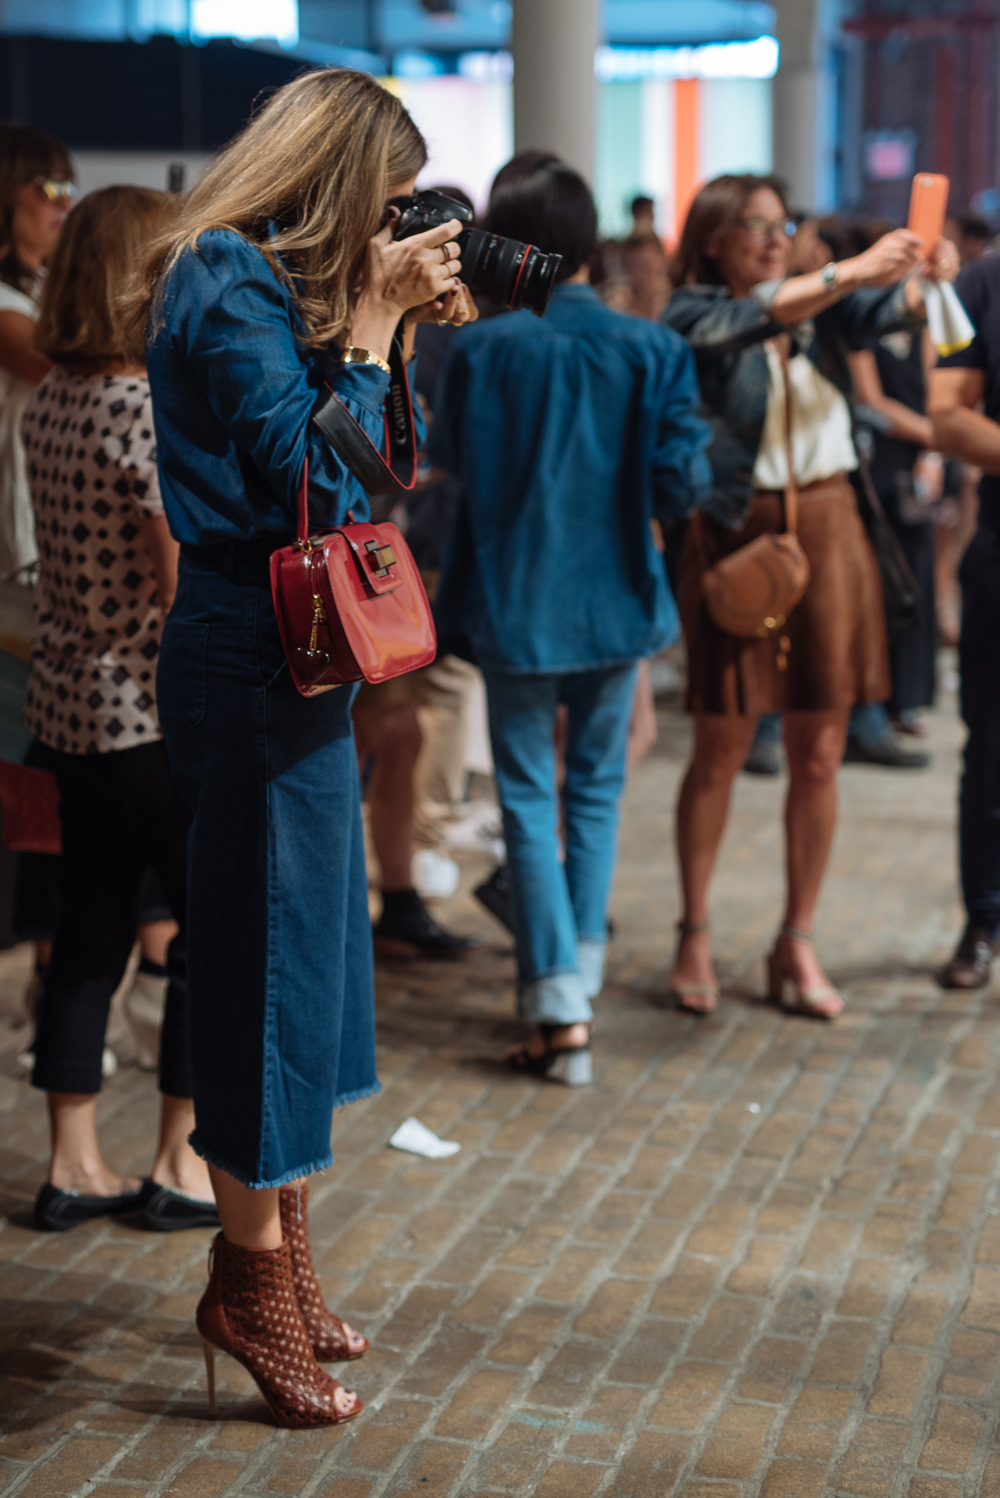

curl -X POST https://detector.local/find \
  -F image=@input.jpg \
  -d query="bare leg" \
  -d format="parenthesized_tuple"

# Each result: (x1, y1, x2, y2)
(778, 709, 849, 1011)
(626, 660, 658, 772)
(47, 1093, 141, 1195)
(138, 918, 178, 966)
(354, 702, 422, 890)
(150, 1094, 213, 1200)
(672, 713, 758, 1000)
(208, 1167, 359, 1413)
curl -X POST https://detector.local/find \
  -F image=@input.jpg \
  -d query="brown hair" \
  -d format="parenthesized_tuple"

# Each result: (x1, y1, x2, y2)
(36, 186, 178, 367)
(0, 122, 74, 294)
(670, 173, 788, 287)
(129, 68, 427, 353)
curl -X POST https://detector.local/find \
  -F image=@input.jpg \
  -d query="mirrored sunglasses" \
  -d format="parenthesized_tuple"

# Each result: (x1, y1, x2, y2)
(35, 178, 77, 204)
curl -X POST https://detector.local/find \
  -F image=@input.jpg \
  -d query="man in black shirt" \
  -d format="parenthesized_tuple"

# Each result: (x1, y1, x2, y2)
(929, 256, 1000, 987)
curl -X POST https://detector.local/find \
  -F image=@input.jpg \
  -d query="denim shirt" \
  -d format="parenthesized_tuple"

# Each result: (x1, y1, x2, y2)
(663, 279, 924, 529)
(146, 229, 421, 544)
(428, 284, 712, 674)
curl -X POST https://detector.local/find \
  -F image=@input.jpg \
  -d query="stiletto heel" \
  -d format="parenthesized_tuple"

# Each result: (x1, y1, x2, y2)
(201, 1335, 217, 1418)
(766, 926, 843, 1020)
(196, 1233, 363, 1428)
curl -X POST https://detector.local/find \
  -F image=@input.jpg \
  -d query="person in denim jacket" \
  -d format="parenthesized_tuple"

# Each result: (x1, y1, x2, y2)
(431, 160, 711, 1086)
(662, 173, 957, 1021)
(134, 69, 474, 1428)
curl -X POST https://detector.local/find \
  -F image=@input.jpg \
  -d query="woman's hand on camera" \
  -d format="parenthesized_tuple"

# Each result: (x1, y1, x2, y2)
(408, 283, 478, 328)
(359, 215, 463, 319)
(841, 228, 925, 289)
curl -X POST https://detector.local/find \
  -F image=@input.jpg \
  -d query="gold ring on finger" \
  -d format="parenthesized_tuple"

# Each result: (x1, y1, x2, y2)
(440, 244, 450, 265)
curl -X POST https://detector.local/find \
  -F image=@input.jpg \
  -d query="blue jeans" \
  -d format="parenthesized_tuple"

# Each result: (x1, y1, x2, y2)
(157, 545, 378, 1189)
(483, 664, 638, 1026)
(958, 528, 1000, 936)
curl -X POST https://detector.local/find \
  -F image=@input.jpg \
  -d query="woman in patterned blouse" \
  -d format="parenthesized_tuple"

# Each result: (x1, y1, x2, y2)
(22, 185, 219, 1235)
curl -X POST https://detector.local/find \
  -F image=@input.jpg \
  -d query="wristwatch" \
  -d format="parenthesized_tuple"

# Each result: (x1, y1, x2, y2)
(820, 261, 838, 294)
(340, 346, 391, 376)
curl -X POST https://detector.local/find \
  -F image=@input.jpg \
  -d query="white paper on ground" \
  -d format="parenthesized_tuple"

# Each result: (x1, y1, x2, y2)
(389, 1117, 461, 1158)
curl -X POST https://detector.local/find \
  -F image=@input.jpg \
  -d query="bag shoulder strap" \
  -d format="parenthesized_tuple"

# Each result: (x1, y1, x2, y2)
(776, 339, 799, 538)
(308, 337, 418, 531)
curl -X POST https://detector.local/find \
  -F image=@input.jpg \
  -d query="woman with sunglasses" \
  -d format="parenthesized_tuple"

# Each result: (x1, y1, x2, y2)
(131, 69, 469, 1429)
(663, 174, 957, 1020)
(0, 123, 76, 581)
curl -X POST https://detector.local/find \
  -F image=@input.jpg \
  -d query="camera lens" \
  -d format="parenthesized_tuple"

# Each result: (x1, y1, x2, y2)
(458, 229, 562, 317)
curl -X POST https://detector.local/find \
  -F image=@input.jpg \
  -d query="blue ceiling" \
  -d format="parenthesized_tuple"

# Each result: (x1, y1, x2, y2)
(0, 0, 777, 65)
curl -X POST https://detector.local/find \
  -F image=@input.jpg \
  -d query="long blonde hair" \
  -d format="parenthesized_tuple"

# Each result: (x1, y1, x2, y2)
(128, 68, 426, 357)
(37, 186, 177, 366)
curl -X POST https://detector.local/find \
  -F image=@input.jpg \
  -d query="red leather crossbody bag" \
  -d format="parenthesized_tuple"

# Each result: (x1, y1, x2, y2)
(270, 340, 437, 698)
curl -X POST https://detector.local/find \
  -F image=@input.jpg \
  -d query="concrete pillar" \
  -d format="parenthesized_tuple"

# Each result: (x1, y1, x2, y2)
(772, 0, 840, 211)
(510, 0, 600, 185)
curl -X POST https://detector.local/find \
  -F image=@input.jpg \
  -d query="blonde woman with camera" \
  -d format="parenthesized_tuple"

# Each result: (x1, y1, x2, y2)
(133, 69, 471, 1428)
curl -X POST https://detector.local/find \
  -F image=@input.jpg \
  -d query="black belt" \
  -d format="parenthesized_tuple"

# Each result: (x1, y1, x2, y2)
(180, 536, 291, 585)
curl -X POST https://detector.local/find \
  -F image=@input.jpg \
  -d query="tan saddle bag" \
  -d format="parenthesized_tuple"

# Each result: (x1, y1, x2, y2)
(696, 344, 810, 645)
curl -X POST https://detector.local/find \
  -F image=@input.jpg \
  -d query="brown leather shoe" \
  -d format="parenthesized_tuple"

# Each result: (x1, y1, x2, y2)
(196, 1233, 362, 1428)
(279, 1184, 369, 1361)
(937, 927, 996, 990)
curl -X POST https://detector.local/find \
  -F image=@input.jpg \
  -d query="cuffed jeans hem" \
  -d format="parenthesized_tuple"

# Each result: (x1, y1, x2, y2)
(188, 1132, 336, 1191)
(31, 1059, 103, 1095)
(519, 970, 594, 1026)
(578, 939, 608, 1001)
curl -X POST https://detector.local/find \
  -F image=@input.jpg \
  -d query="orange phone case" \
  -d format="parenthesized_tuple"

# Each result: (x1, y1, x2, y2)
(908, 173, 949, 248)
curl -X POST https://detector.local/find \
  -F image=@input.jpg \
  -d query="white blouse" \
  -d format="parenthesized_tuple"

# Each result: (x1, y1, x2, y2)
(752, 341, 857, 490)
(0, 279, 41, 579)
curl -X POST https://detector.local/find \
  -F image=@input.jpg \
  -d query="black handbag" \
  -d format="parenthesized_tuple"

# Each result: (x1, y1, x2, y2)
(853, 455, 920, 639)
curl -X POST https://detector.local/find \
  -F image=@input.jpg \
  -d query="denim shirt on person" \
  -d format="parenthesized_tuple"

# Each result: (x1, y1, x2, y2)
(428, 283, 712, 675)
(663, 279, 924, 531)
(146, 229, 424, 543)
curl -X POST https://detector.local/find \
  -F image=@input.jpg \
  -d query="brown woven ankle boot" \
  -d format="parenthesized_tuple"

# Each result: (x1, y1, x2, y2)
(196, 1232, 362, 1428)
(279, 1183, 369, 1361)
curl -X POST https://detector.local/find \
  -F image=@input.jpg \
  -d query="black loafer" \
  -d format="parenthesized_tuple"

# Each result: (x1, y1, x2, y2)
(34, 1180, 146, 1233)
(938, 927, 996, 990)
(138, 1178, 220, 1232)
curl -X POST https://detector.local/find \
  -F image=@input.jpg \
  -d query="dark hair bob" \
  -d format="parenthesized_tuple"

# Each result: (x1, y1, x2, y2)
(484, 158, 598, 283)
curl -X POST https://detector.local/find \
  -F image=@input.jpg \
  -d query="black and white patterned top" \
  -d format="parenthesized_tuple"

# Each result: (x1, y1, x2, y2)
(23, 368, 166, 754)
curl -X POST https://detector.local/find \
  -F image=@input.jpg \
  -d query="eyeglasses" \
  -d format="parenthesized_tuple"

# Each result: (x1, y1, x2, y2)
(737, 215, 795, 240)
(35, 178, 77, 205)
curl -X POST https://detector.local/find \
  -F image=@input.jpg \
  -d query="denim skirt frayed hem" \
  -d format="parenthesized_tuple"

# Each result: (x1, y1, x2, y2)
(159, 558, 379, 1190)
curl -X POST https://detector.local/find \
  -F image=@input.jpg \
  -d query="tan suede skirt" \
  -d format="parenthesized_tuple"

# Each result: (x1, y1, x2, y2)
(680, 474, 890, 716)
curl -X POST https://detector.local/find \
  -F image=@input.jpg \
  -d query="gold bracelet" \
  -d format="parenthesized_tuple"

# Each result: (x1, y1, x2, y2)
(340, 346, 391, 376)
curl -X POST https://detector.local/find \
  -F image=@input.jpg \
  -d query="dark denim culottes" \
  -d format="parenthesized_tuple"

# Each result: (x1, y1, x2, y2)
(157, 547, 378, 1189)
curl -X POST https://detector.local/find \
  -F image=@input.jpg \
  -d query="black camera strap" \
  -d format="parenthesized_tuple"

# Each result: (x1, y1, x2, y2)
(312, 337, 418, 517)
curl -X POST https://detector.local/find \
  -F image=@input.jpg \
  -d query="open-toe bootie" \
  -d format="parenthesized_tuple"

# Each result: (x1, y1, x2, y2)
(279, 1184, 369, 1361)
(196, 1232, 362, 1428)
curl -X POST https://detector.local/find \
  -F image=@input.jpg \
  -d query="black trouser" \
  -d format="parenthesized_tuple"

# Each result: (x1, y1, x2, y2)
(30, 739, 192, 1098)
(958, 527, 1000, 937)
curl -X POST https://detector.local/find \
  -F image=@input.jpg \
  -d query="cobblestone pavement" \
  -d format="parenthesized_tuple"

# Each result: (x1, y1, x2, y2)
(3, 681, 1000, 1498)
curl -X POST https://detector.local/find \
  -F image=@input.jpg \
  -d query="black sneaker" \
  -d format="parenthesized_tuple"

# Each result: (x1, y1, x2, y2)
(473, 865, 513, 932)
(374, 888, 480, 958)
(34, 1180, 146, 1233)
(843, 735, 930, 769)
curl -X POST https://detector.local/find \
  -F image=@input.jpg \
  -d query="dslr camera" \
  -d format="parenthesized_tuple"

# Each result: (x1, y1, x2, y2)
(392, 189, 562, 317)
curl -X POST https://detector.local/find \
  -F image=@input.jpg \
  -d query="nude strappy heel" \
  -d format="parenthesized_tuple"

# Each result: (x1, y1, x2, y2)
(766, 925, 844, 1020)
(668, 919, 718, 1016)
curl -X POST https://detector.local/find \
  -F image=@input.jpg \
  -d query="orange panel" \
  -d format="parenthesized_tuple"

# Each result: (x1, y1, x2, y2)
(674, 77, 700, 243)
